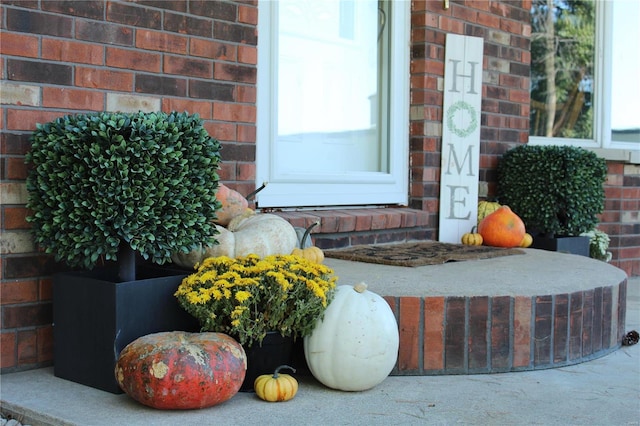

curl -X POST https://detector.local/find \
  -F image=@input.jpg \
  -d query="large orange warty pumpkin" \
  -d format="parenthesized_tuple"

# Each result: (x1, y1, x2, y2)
(477, 206, 526, 248)
(115, 331, 246, 410)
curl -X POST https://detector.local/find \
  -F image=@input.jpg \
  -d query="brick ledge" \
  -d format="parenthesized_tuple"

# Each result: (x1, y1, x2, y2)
(271, 208, 432, 250)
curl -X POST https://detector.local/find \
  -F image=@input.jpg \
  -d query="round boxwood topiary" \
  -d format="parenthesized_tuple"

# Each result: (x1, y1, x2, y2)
(25, 111, 221, 279)
(497, 145, 607, 237)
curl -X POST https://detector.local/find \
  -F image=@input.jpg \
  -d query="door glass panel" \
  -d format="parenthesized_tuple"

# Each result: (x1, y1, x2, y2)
(276, 0, 387, 176)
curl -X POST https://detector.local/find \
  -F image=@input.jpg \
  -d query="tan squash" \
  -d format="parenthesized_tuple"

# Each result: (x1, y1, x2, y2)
(172, 210, 298, 268)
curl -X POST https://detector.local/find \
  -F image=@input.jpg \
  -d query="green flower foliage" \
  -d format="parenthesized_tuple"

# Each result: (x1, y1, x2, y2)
(497, 145, 606, 237)
(25, 111, 222, 269)
(581, 228, 612, 262)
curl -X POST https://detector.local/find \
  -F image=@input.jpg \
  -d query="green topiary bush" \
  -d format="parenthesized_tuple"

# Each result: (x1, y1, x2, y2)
(26, 111, 222, 277)
(497, 145, 607, 237)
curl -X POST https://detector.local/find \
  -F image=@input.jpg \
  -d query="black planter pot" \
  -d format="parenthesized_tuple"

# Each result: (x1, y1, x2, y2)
(530, 235, 590, 257)
(290, 338, 312, 376)
(53, 265, 198, 394)
(240, 332, 294, 392)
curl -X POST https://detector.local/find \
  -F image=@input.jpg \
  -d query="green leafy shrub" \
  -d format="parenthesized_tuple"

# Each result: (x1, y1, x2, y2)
(497, 145, 607, 237)
(581, 228, 612, 262)
(26, 111, 222, 272)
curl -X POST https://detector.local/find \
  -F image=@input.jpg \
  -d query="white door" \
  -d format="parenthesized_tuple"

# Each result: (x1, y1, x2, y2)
(256, 0, 409, 208)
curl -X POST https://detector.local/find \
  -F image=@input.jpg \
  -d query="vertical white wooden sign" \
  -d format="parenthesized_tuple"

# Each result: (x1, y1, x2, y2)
(438, 34, 483, 243)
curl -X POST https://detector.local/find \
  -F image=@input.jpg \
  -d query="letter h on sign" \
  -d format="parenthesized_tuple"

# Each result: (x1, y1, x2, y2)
(448, 60, 479, 94)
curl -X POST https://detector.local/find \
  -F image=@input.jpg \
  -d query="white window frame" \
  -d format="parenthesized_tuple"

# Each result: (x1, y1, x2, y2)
(255, 0, 411, 208)
(528, 1, 640, 164)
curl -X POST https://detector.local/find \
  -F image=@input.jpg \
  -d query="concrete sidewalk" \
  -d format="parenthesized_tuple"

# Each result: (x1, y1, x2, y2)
(1, 266, 638, 425)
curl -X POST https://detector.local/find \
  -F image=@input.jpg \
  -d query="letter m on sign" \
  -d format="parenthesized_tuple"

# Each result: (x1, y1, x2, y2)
(438, 34, 483, 243)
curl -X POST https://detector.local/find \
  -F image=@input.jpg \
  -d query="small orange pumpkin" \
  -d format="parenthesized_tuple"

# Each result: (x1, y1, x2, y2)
(461, 226, 483, 246)
(520, 233, 533, 248)
(291, 221, 324, 263)
(292, 246, 324, 263)
(478, 206, 525, 248)
(254, 365, 298, 402)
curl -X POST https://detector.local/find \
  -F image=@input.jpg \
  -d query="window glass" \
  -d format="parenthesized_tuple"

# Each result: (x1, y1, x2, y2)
(530, 0, 595, 139)
(611, 0, 640, 143)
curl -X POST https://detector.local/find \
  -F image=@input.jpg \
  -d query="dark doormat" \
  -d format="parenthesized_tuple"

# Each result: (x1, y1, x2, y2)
(324, 241, 525, 267)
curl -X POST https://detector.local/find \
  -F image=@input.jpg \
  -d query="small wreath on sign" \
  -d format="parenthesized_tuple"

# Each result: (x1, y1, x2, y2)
(446, 101, 478, 138)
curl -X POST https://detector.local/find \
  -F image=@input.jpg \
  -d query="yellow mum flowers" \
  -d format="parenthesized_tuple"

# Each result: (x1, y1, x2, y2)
(175, 254, 337, 347)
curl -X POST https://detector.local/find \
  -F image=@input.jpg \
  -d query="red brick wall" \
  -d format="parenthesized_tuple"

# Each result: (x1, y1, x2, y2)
(0, 0, 637, 376)
(409, 0, 531, 231)
(0, 0, 258, 372)
(600, 163, 640, 277)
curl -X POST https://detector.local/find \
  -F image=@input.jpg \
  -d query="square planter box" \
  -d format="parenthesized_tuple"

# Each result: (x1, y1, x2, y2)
(53, 265, 199, 394)
(531, 235, 590, 257)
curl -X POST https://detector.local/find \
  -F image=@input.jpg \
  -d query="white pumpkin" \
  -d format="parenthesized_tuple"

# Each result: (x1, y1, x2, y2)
(303, 282, 399, 391)
(171, 211, 298, 268)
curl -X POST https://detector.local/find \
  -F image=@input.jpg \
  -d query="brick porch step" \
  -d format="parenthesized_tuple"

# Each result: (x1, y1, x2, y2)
(272, 207, 432, 249)
(323, 249, 628, 375)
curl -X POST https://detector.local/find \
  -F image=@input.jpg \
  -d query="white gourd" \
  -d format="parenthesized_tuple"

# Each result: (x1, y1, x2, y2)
(303, 282, 399, 391)
(171, 212, 298, 268)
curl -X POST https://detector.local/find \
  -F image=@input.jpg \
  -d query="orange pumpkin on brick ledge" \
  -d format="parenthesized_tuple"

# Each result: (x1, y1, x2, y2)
(215, 184, 251, 226)
(478, 206, 526, 248)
